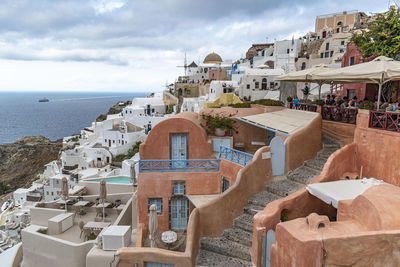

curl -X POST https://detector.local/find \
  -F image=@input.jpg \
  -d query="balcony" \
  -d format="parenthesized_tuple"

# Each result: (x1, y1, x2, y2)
(138, 159, 220, 173)
(289, 103, 318, 112)
(369, 110, 400, 132)
(139, 147, 253, 173)
(321, 106, 357, 124)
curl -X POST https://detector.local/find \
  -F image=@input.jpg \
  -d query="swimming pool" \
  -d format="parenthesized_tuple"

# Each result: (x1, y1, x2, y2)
(87, 176, 132, 184)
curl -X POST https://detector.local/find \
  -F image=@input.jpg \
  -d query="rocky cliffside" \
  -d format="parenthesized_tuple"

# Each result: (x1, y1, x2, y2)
(0, 136, 62, 196)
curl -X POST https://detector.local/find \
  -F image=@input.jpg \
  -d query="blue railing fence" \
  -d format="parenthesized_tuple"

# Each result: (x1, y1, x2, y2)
(138, 146, 253, 172)
(218, 145, 253, 167)
(139, 159, 220, 172)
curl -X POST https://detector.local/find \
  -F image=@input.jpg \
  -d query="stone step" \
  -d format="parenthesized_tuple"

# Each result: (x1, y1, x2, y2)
(233, 213, 254, 232)
(318, 147, 339, 160)
(322, 135, 341, 148)
(243, 203, 265, 216)
(200, 236, 252, 262)
(196, 247, 252, 267)
(265, 179, 304, 197)
(287, 165, 321, 185)
(304, 157, 327, 171)
(223, 227, 253, 247)
(248, 190, 281, 207)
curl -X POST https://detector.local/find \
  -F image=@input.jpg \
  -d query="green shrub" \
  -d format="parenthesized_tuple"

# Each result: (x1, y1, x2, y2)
(228, 103, 251, 108)
(113, 141, 142, 162)
(37, 228, 47, 234)
(313, 99, 325, 106)
(358, 100, 375, 110)
(286, 96, 293, 103)
(280, 213, 289, 222)
(36, 202, 46, 208)
(252, 99, 283, 106)
(87, 232, 97, 240)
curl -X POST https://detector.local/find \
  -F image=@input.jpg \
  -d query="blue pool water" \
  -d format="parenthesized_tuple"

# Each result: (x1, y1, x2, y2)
(88, 176, 132, 184)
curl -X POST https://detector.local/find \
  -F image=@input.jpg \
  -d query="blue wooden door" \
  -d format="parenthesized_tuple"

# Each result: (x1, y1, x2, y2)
(262, 229, 276, 267)
(270, 136, 285, 176)
(170, 198, 188, 230)
(170, 134, 187, 168)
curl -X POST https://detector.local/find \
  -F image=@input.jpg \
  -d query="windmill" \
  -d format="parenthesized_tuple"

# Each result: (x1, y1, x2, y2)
(176, 52, 188, 76)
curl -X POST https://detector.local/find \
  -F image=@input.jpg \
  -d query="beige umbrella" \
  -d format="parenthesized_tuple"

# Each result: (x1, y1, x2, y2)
(313, 56, 400, 110)
(61, 177, 69, 211)
(149, 204, 158, 248)
(99, 179, 107, 221)
(274, 64, 334, 99)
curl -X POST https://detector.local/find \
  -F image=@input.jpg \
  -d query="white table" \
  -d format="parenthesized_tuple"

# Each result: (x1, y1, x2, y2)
(83, 221, 110, 230)
(161, 231, 177, 244)
(73, 201, 90, 207)
(95, 202, 111, 208)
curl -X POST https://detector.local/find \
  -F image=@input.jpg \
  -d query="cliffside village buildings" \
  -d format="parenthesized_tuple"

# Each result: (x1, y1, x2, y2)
(2, 8, 400, 267)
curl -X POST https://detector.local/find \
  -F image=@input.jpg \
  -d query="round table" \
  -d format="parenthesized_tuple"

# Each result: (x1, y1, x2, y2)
(161, 231, 177, 249)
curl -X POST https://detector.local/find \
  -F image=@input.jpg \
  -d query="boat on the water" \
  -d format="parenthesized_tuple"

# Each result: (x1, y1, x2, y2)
(38, 97, 49, 102)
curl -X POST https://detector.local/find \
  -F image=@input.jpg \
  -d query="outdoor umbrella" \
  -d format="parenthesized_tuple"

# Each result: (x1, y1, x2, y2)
(61, 177, 69, 211)
(149, 204, 158, 248)
(99, 179, 107, 221)
(313, 56, 400, 110)
(274, 64, 334, 99)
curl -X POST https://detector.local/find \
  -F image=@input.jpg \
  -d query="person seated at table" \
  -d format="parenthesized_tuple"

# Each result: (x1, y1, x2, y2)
(336, 95, 344, 107)
(340, 96, 349, 108)
(292, 95, 299, 108)
(325, 95, 331, 105)
(329, 95, 336, 106)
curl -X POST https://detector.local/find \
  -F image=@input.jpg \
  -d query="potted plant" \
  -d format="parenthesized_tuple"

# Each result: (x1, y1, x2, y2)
(202, 115, 235, 136)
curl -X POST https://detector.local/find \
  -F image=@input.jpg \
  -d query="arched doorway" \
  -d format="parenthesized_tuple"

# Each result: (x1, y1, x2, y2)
(262, 78, 267, 90)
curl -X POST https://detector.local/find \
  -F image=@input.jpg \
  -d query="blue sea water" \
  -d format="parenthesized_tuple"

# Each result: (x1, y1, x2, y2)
(0, 91, 148, 144)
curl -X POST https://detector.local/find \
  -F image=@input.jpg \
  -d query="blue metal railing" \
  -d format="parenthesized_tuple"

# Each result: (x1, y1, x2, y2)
(218, 146, 253, 167)
(139, 159, 220, 172)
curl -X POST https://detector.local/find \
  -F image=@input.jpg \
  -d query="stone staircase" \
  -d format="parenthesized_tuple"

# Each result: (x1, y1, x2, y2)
(196, 135, 340, 266)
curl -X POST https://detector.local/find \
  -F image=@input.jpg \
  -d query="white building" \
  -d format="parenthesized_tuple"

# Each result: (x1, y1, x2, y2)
(209, 80, 238, 101)
(236, 68, 284, 101)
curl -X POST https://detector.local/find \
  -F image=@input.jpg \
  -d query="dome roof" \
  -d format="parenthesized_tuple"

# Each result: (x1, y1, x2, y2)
(203, 52, 222, 64)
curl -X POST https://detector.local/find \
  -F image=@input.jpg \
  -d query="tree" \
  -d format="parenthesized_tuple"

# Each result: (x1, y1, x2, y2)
(351, 8, 400, 61)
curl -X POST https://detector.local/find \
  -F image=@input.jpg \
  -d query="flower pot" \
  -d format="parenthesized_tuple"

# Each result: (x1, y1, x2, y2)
(214, 128, 225, 136)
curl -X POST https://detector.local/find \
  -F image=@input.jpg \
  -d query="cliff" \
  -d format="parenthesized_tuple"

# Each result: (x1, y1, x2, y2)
(0, 136, 62, 196)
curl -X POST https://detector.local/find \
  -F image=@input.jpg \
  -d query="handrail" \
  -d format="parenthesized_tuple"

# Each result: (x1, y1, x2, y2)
(218, 146, 253, 167)
(369, 110, 400, 132)
(138, 159, 220, 172)
(289, 102, 318, 112)
(321, 106, 357, 124)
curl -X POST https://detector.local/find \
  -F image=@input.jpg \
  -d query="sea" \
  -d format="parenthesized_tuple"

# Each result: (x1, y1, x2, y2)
(0, 91, 148, 144)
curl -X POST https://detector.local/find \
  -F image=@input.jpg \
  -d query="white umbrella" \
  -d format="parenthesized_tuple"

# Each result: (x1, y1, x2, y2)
(313, 56, 400, 110)
(61, 177, 69, 211)
(274, 64, 334, 99)
(149, 204, 158, 248)
(99, 179, 107, 221)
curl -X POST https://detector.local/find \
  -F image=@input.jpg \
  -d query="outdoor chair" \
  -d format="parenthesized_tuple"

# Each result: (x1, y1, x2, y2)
(78, 221, 85, 239)
(115, 199, 121, 207)
(83, 228, 92, 241)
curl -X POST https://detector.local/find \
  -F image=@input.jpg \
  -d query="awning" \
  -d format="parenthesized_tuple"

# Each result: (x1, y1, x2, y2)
(306, 178, 386, 208)
(186, 194, 220, 207)
(237, 109, 319, 136)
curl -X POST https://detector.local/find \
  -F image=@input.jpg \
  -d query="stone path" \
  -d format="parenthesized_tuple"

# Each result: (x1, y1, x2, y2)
(196, 135, 340, 266)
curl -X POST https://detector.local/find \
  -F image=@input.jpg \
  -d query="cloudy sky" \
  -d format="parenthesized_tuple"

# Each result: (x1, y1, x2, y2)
(0, 0, 390, 92)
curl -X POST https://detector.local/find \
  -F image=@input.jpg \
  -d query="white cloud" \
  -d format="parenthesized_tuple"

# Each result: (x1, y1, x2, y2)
(0, 0, 389, 92)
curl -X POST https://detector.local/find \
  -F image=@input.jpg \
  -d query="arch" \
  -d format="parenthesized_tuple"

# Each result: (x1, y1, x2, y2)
(262, 78, 267, 90)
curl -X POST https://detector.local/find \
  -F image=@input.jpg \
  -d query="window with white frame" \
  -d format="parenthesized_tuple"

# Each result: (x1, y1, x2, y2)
(173, 181, 185, 195)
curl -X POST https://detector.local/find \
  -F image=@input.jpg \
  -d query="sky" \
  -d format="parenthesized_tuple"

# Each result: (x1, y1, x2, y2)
(0, 0, 391, 92)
